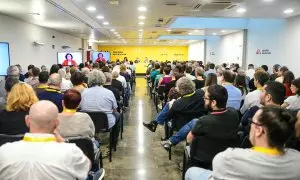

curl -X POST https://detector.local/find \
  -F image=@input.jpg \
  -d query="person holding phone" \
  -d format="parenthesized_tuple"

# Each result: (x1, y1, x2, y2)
(62, 53, 77, 66)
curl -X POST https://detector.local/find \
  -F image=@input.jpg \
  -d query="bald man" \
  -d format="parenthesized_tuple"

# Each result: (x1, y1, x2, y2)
(0, 101, 90, 180)
(37, 73, 64, 112)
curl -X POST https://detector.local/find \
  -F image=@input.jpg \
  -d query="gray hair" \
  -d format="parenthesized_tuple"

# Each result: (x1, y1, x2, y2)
(104, 72, 112, 84)
(7, 66, 19, 78)
(41, 65, 48, 72)
(88, 70, 106, 86)
(176, 77, 195, 96)
(58, 69, 66, 79)
(111, 70, 119, 79)
(195, 67, 204, 77)
(81, 67, 90, 75)
(48, 73, 62, 87)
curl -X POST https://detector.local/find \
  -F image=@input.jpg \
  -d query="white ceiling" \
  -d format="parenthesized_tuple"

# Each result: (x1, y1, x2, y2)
(0, 0, 299, 45)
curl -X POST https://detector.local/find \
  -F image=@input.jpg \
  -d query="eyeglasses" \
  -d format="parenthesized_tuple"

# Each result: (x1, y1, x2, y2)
(249, 118, 264, 126)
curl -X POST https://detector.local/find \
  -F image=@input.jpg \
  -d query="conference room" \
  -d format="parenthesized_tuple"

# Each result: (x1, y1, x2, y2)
(1, 0, 300, 179)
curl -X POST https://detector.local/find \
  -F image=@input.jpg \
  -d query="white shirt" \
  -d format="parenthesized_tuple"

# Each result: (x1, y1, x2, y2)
(240, 89, 262, 114)
(284, 95, 300, 110)
(246, 69, 255, 79)
(185, 73, 196, 81)
(275, 76, 283, 83)
(0, 133, 90, 180)
(117, 75, 127, 88)
(61, 78, 73, 92)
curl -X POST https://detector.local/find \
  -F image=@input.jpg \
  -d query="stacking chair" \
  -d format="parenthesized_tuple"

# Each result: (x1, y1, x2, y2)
(0, 134, 24, 146)
(66, 136, 104, 180)
(82, 111, 117, 162)
(182, 136, 238, 179)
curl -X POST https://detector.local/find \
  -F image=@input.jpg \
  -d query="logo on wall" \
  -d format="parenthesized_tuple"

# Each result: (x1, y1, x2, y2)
(256, 49, 271, 55)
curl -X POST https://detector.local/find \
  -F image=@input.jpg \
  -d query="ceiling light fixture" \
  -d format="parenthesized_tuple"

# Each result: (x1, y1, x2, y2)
(113, 32, 118, 34)
(194, 30, 199, 32)
(221, 30, 226, 33)
(138, 16, 146, 20)
(138, 21, 145, 25)
(103, 22, 109, 25)
(166, 29, 172, 32)
(284, 8, 294, 14)
(86, 6, 96, 12)
(96, 15, 104, 19)
(212, 33, 217, 35)
(116, 34, 121, 37)
(110, 29, 115, 32)
(237, 8, 246, 13)
(263, 0, 274, 2)
(188, 32, 192, 35)
(138, 6, 147, 12)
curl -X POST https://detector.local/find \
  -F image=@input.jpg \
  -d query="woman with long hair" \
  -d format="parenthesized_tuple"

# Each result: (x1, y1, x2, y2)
(234, 73, 249, 100)
(202, 73, 217, 92)
(283, 71, 295, 97)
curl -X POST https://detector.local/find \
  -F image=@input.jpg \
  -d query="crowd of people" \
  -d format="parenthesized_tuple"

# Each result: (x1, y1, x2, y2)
(0, 59, 300, 179)
(0, 60, 136, 179)
(143, 60, 300, 179)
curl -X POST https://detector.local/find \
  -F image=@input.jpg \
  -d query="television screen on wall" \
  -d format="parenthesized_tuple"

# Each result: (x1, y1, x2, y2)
(57, 52, 83, 66)
(0, 42, 10, 76)
(92, 51, 111, 63)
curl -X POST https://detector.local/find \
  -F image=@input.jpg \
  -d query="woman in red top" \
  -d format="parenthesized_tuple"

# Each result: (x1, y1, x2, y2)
(95, 53, 106, 63)
(283, 71, 295, 97)
(62, 53, 77, 66)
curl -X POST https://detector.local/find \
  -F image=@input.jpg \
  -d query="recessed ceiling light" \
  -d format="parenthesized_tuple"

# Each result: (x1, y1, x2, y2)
(116, 34, 121, 37)
(194, 30, 199, 32)
(113, 32, 118, 34)
(166, 29, 172, 32)
(138, 16, 146, 20)
(96, 15, 104, 19)
(284, 8, 294, 14)
(86, 6, 96, 12)
(103, 22, 109, 25)
(263, 0, 274, 2)
(212, 33, 217, 35)
(221, 30, 226, 33)
(188, 32, 192, 35)
(138, 21, 145, 25)
(110, 29, 115, 32)
(138, 6, 147, 12)
(138, 29, 143, 32)
(237, 8, 246, 13)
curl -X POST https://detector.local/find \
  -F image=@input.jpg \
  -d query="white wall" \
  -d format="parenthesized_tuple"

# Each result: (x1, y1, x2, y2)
(219, 31, 244, 66)
(284, 16, 300, 77)
(188, 41, 205, 61)
(0, 14, 83, 72)
(206, 37, 221, 63)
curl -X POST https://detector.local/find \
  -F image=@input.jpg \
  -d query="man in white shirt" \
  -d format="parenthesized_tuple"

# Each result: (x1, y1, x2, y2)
(185, 106, 300, 180)
(0, 100, 90, 180)
(240, 71, 269, 114)
(112, 70, 127, 89)
(246, 64, 255, 80)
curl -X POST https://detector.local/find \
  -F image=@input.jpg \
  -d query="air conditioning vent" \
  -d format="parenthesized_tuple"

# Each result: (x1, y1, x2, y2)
(227, 4, 237, 9)
(193, 3, 202, 9)
(165, 2, 177, 6)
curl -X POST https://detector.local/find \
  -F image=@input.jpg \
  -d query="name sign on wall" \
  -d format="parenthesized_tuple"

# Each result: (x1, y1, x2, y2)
(256, 49, 271, 55)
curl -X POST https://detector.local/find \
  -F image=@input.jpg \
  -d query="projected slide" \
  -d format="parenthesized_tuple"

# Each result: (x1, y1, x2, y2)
(0, 42, 10, 76)
(57, 52, 83, 66)
(92, 52, 111, 63)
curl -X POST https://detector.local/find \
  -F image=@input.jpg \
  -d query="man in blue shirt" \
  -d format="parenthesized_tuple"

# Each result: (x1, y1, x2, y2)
(221, 70, 242, 110)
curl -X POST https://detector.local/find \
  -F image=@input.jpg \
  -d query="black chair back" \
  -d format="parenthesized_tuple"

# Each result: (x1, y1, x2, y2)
(82, 111, 109, 132)
(190, 136, 238, 168)
(0, 134, 24, 147)
(66, 136, 94, 163)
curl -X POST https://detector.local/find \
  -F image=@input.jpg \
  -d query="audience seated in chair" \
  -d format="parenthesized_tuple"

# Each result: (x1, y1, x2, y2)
(37, 73, 64, 112)
(34, 71, 49, 94)
(161, 85, 240, 150)
(0, 83, 38, 135)
(70, 71, 88, 94)
(282, 78, 300, 110)
(193, 67, 205, 90)
(221, 70, 242, 110)
(240, 71, 269, 114)
(0, 66, 20, 109)
(80, 70, 120, 143)
(0, 100, 90, 180)
(185, 106, 300, 180)
(143, 77, 205, 133)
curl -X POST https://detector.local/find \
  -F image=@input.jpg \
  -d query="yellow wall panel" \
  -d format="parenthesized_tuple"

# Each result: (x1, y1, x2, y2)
(98, 45, 188, 62)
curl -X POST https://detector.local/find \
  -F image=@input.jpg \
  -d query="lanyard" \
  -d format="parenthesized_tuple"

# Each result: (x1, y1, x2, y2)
(36, 84, 48, 89)
(222, 82, 233, 85)
(23, 136, 56, 142)
(63, 108, 77, 113)
(252, 146, 281, 155)
(257, 87, 263, 91)
(183, 91, 195, 98)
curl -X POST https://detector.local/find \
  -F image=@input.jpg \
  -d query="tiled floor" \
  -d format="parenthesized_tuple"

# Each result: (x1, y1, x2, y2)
(103, 77, 183, 180)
